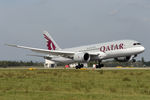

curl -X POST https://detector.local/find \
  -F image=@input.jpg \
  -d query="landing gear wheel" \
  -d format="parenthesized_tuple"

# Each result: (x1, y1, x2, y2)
(75, 64, 84, 69)
(80, 64, 84, 68)
(96, 65, 99, 68)
(132, 59, 136, 62)
(100, 64, 104, 67)
(96, 64, 104, 68)
(96, 60, 104, 68)
(75, 65, 79, 69)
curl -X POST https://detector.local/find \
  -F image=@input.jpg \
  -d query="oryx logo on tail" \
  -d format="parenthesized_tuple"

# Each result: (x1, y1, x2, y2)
(44, 34, 56, 50)
(43, 31, 61, 50)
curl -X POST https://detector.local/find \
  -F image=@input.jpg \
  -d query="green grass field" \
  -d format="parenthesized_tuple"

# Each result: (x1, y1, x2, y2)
(0, 69, 150, 100)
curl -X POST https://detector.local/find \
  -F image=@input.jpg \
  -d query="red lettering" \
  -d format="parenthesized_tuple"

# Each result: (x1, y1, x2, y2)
(100, 46, 106, 52)
(106, 46, 110, 51)
(114, 44, 118, 50)
(100, 43, 124, 52)
(111, 44, 114, 50)
(119, 43, 124, 49)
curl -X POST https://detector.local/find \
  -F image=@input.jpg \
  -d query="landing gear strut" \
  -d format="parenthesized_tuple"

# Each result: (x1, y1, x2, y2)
(131, 55, 137, 63)
(75, 64, 84, 69)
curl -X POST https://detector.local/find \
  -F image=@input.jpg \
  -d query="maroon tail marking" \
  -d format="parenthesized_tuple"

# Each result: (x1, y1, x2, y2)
(43, 34, 56, 50)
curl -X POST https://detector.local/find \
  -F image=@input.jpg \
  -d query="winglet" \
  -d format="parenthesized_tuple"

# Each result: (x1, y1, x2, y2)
(5, 44, 18, 48)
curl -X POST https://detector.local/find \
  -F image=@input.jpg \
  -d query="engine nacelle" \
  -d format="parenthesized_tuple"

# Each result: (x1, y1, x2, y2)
(115, 56, 131, 62)
(73, 52, 90, 62)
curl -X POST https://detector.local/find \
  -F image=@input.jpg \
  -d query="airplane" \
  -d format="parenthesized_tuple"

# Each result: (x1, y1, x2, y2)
(7, 31, 145, 69)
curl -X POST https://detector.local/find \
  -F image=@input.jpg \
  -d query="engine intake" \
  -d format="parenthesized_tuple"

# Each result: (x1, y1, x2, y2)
(73, 52, 90, 62)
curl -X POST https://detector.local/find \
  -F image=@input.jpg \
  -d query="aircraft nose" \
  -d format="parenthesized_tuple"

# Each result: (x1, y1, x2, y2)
(139, 46, 145, 53)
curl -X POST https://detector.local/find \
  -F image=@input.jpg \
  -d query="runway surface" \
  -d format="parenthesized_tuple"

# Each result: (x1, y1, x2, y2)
(0, 67, 150, 70)
(101, 67, 150, 70)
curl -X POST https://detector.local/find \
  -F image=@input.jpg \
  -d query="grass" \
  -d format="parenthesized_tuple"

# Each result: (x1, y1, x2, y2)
(0, 69, 150, 100)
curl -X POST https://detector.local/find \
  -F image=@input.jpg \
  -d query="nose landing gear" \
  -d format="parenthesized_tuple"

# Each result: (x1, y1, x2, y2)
(132, 59, 136, 62)
(131, 55, 137, 63)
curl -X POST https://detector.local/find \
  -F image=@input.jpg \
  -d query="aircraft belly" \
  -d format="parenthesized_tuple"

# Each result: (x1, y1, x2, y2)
(51, 57, 74, 64)
(105, 48, 141, 58)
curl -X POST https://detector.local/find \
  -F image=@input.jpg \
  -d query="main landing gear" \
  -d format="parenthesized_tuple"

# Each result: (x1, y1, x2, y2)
(96, 61, 104, 68)
(96, 64, 104, 68)
(75, 61, 104, 69)
(75, 64, 84, 69)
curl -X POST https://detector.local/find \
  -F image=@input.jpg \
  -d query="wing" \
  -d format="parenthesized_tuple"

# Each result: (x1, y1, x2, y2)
(6, 44, 75, 57)
(27, 54, 54, 60)
(6, 44, 105, 59)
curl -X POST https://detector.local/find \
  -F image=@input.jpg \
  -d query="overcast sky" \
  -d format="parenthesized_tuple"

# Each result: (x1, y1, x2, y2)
(0, 0, 150, 62)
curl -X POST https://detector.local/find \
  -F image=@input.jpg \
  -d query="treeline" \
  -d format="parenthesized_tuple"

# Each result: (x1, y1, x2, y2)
(104, 60, 150, 67)
(103, 61, 144, 67)
(144, 61, 150, 66)
(88, 60, 150, 67)
(0, 61, 43, 67)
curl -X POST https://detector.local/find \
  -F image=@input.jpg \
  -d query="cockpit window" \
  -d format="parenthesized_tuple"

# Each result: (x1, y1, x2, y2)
(133, 43, 141, 45)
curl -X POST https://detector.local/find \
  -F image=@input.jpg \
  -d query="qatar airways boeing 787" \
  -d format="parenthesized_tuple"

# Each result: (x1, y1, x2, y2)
(7, 31, 145, 69)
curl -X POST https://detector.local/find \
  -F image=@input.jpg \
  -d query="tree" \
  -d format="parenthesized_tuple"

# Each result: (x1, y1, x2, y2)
(141, 57, 145, 64)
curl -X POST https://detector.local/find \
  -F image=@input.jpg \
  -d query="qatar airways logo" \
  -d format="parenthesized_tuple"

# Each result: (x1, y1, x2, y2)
(44, 34, 56, 50)
(100, 43, 124, 52)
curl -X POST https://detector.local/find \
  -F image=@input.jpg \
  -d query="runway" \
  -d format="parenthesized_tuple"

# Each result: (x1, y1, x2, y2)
(101, 67, 150, 70)
(0, 67, 150, 70)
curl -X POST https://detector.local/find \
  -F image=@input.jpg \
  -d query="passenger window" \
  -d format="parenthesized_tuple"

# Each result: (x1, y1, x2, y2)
(133, 43, 141, 45)
(137, 43, 141, 45)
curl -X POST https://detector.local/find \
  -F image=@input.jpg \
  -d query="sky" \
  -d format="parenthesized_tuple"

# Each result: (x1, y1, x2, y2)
(0, 0, 150, 62)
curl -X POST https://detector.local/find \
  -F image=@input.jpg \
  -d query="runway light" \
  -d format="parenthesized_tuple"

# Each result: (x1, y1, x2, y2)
(80, 68, 87, 70)
(28, 68, 36, 71)
(116, 66, 123, 68)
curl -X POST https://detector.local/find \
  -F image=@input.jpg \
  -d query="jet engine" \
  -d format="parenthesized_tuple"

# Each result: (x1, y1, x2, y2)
(73, 52, 90, 62)
(114, 56, 131, 62)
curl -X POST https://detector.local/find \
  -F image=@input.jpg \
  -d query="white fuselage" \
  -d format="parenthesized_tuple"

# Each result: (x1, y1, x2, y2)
(50, 40, 145, 64)
(7, 31, 145, 66)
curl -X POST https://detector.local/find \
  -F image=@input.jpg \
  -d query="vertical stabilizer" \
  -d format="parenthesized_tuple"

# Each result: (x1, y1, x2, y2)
(43, 31, 61, 50)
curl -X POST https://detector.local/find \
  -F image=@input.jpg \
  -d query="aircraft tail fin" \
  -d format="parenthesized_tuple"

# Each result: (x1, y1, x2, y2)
(43, 31, 61, 50)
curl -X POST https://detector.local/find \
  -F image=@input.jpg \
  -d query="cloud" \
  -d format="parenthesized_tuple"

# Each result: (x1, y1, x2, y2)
(143, 18, 150, 22)
(144, 5, 150, 8)
(109, 10, 119, 16)
(39, 0, 49, 5)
